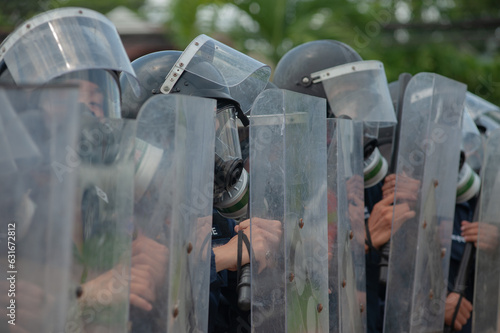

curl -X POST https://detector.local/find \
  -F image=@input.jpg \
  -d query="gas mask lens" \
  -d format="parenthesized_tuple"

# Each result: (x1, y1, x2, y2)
(213, 104, 249, 220)
(214, 105, 244, 196)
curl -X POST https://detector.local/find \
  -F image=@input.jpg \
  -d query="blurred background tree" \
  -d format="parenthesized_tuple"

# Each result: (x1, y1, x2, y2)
(1, 0, 499, 104)
(163, 0, 500, 103)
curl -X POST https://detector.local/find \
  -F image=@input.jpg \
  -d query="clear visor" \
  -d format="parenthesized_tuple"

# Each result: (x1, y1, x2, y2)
(45, 69, 121, 118)
(312, 60, 396, 127)
(215, 105, 242, 162)
(0, 7, 139, 95)
(476, 111, 500, 135)
(161, 34, 271, 113)
(464, 91, 500, 120)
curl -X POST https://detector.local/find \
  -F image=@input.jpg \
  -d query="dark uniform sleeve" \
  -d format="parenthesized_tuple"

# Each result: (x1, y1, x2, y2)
(447, 199, 476, 333)
(209, 210, 238, 333)
(364, 182, 385, 333)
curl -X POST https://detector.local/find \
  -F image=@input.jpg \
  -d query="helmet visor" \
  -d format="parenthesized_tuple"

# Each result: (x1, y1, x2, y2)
(464, 91, 500, 120)
(161, 34, 271, 114)
(51, 69, 121, 118)
(312, 60, 396, 127)
(0, 7, 139, 95)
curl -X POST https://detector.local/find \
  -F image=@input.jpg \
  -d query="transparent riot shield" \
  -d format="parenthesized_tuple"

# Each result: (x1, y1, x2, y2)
(0, 85, 80, 333)
(471, 129, 500, 333)
(249, 89, 329, 332)
(327, 118, 366, 332)
(129, 94, 215, 332)
(383, 73, 466, 333)
(63, 114, 136, 332)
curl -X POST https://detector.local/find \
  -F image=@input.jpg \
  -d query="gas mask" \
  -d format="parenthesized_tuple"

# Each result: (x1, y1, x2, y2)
(213, 102, 249, 220)
(456, 151, 481, 203)
(363, 123, 388, 188)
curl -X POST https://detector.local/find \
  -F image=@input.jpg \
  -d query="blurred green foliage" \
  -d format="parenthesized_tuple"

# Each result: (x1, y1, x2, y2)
(164, 0, 500, 105)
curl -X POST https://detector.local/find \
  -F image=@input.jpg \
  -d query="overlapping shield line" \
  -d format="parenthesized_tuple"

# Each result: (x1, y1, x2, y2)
(2, 6, 500, 333)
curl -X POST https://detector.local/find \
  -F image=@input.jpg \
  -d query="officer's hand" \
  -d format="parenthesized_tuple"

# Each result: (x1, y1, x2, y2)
(130, 234, 169, 311)
(382, 173, 420, 203)
(195, 215, 213, 259)
(444, 292, 472, 331)
(1, 280, 50, 333)
(366, 192, 416, 251)
(132, 234, 169, 286)
(346, 175, 364, 203)
(129, 265, 157, 311)
(214, 217, 282, 273)
(461, 221, 499, 251)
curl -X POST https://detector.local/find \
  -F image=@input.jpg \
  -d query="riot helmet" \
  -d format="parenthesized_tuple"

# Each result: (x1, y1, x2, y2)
(120, 50, 246, 122)
(273, 40, 362, 115)
(120, 40, 269, 219)
(274, 40, 396, 187)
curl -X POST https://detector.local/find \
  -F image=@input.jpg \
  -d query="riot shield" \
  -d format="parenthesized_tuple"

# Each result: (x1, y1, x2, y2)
(0, 85, 80, 333)
(129, 94, 215, 332)
(383, 73, 466, 333)
(249, 89, 329, 332)
(471, 129, 500, 333)
(327, 118, 366, 332)
(63, 113, 136, 332)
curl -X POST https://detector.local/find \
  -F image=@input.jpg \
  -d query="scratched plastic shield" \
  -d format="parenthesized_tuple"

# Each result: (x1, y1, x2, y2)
(249, 89, 328, 332)
(129, 94, 215, 332)
(0, 85, 80, 333)
(327, 118, 366, 332)
(472, 129, 500, 333)
(64, 114, 136, 332)
(383, 73, 466, 333)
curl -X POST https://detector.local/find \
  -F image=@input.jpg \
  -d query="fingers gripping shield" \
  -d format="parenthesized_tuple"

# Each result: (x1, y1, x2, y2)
(249, 89, 329, 332)
(383, 73, 466, 332)
(131, 94, 215, 332)
(472, 129, 500, 333)
(0, 86, 80, 333)
(327, 119, 366, 332)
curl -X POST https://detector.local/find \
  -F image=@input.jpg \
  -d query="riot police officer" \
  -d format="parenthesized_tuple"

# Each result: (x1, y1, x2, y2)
(120, 34, 281, 332)
(273, 39, 401, 332)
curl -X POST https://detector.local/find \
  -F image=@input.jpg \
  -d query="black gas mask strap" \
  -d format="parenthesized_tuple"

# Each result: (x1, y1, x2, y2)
(237, 226, 252, 311)
(236, 107, 249, 127)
